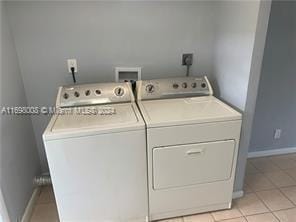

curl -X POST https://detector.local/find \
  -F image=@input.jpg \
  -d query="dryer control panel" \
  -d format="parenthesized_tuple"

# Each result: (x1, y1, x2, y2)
(136, 76, 213, 100)
(56, 82, 134, 108)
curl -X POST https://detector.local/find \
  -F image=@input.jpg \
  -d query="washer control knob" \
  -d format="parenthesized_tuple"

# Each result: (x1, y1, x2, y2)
(191, 82, 197, 88)
(182, 82, 188, 88)
(173, 83, 179, 89)
(201, 83, 207, 88)
(95, 89, 101, 95)
(85, 90, 91, 96)
(145, 84, 155, 93)
(74, 91, 80, 97)
(63, 93, 69, 99)
(114, 87, 124, 97)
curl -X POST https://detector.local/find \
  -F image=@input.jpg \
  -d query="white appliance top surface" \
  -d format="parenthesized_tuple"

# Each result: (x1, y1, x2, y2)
(52, 103, 139, 132)
(138, 96, 241, 128)
(43, 103, 145, 141)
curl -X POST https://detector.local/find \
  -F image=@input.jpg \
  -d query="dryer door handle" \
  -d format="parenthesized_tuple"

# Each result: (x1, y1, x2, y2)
(186, 148, 204, 155)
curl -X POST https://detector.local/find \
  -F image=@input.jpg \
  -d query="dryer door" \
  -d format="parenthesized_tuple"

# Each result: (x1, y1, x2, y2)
(152, 140, 235, 190)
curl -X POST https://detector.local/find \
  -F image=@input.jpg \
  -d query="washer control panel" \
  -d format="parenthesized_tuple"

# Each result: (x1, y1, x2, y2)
(136, 76, 213, 100)
(56, 82, 134, 108)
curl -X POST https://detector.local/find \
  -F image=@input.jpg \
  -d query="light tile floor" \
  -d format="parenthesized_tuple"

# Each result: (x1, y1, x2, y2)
(30, 154, 296, 222)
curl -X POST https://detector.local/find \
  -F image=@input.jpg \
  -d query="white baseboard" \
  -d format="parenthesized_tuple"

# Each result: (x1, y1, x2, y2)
(248, 147, 296, 158)
(21, 187, 41, 222)
(232, 190, 244, 199)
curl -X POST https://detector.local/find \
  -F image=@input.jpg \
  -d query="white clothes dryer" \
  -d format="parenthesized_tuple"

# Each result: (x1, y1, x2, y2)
(136, 77, 242, 221)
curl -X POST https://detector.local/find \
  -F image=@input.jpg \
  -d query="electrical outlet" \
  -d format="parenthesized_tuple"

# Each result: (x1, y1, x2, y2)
(274, 129, 282, 139)
(182, 53, 193, 66)
(67, 59, 78, 73)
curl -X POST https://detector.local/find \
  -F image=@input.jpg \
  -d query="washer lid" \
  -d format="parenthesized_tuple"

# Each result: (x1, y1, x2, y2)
(138, 96, 242, 128)
(50, 103, 141, 134)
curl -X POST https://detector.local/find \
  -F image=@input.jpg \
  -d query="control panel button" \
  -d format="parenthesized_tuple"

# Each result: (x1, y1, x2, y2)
(182, 82, 188, 88)
(191, 82, 197, 88)
(95, 89, 101, 95)
(145, 84, 155, 93)
(114, 87, 124, 97)
(74, 91, 80, 97)
(63, 93, 69, 99)
(173, 83, 179, 89)
(85, 90, 91, 96)
(201, 83, 207, 88)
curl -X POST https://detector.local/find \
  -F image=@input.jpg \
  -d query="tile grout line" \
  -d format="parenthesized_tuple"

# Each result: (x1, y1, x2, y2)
(246, 160, 279, 191)
(208, 212, 216, 222)
(246, 158, 296, 222)
(265, 163, 296, 187)
(271, 208, 290, 222)
(250, 155, 294, 173)
(278, 186, 296, 208)
(285, 168, 296, 182)
(252, 190, 272, 213)
(269, 155, 296, 168)
(248, 157, 296, 192)
(255, 188, 296, 212)
(257, 187, 296, 221)
(249, 156, 296, 200)
(272, 206, 296, 212)
(233, 200, 245, 219)
(242, 191, 280, 222)
(216, 216, 247, 222)
(248, 157, 296, 221)
(234, 193, 280, 218)
(268, 153, 296, 221)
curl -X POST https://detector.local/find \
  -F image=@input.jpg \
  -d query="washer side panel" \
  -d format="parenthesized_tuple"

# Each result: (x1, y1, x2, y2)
(44, 130, 148, 222)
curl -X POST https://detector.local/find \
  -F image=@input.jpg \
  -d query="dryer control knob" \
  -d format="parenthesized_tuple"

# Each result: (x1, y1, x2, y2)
(201, 83, 207, 88)
(74, 91, 80, 97)
(63, 93, 69, 99)
(85, 90, 91, 96)
(145, 84, 155, 93)
(173, 83, 179, 89)
(182, 82, 188, 88)
(95, 89, 101, 95)
(114, 87, 124, 97)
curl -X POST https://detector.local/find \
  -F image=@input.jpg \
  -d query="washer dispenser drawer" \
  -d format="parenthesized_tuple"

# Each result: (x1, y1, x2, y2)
(152, 140, 235, 190)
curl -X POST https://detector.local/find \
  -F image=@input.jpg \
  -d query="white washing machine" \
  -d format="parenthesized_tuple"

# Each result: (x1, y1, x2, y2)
(136, 77, 242, 221)
(43, 82, 148, 222)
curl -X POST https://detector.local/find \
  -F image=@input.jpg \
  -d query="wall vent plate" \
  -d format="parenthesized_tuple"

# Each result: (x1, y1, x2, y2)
(115, 67, 141, 83)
